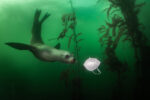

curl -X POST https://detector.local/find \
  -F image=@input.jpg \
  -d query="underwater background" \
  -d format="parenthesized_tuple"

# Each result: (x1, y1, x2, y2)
(0, 0, 150, 100)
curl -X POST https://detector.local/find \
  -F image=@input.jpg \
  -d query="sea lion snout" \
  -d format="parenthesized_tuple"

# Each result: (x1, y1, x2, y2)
(72, 58, 76, 63)
(69, 58, 76, 63)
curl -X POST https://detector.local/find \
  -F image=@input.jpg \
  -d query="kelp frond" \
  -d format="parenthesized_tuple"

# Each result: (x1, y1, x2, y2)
(77, 39, 84, 43)
(98, 25, 106, 33)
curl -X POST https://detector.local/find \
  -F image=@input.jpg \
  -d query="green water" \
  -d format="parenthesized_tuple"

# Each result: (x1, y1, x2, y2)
(0, 0, 150, 100)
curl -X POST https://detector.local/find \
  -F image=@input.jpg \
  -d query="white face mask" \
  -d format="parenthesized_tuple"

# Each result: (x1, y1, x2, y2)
(83, 57, 101, 75)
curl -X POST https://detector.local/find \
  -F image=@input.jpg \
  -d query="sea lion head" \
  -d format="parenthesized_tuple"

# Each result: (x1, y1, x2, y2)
(50, 49, 76, 64)
(60, 51, 76, 64)
(38, 46, 76, 63)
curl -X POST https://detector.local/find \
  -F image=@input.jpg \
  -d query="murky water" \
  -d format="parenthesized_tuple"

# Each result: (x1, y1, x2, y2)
(0, 0, 149, 100)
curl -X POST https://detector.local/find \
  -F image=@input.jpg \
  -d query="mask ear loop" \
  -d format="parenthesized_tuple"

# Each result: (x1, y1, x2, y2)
(92, 68, 101, 75)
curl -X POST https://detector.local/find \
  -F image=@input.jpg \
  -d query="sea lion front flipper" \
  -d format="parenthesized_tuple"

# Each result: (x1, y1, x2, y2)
(54, 43, 61, 49)
(6, 42, 35, 51)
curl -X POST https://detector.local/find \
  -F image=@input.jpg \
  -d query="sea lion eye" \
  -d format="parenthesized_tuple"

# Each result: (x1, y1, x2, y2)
(65, 55, 70, 59)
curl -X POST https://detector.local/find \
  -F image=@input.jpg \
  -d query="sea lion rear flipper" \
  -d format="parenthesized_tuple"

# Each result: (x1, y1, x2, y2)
(31, 9, 50, 44)
(6, 42, 34, 51)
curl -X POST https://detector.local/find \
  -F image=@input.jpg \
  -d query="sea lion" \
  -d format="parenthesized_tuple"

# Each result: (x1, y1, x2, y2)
(6, 9, 76, 64)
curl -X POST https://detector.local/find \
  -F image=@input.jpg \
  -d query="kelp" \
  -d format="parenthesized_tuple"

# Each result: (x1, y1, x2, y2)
(71, 77, 83, 100)
(60, 69, 70, 88)
(98, 13, 126, 45)
(76, 32, 82, 37)
(98, 25, 105, 33)
(99, 28, 110, 46)
(68, 32, 83, 48)
(77, 39, 84, 43)
(97, 1, 130, 99)
(103, 0, 149, 99)
(58, 13, 83, 51)
(59, 0, 83, 99)
(57, 13, 75, 40)
(107, 4, 118, 19)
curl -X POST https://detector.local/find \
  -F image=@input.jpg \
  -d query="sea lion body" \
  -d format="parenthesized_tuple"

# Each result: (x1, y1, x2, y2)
(31, 43, 75, 63)
(6, 9, 75, 64)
